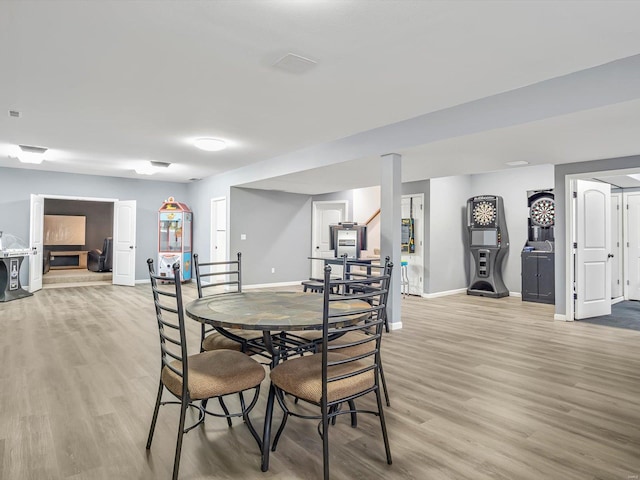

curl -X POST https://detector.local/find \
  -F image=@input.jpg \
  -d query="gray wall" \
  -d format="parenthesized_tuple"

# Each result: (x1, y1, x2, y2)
(0, 167, 188, 283)
(554, 154, 640, 316)
(230, 187, 311, 285)
(470, 164, 554, 293)
(428, 175, 472, 293)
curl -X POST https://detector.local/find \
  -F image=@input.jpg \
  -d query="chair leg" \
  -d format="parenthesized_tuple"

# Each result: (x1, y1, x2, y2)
(347, 400, 358, 427)
(322, 402, 330, 480)
(271, 409, 289, 452)
(239, 390, 262, 449)
(218, 397, 233, 427)
(374, 386, 392, 465)
(379, 358, 391, 407)
(146, 380, 164, 449)
(172, 398, 189, 480)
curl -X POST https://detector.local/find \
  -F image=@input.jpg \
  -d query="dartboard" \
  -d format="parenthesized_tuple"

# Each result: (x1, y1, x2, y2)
(530, 197, 555, 227)
(472, 201, 497, 226)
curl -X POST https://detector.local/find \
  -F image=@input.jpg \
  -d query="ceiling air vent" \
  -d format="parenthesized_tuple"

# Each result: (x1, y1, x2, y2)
(272, 53, 317, 74)
(150, 161, 171, 168)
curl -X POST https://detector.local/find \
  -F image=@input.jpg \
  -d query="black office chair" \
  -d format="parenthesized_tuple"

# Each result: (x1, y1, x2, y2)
(146, 260, 265, 480)
(87, 237, 113, 272)
(269, 262, 393, 480)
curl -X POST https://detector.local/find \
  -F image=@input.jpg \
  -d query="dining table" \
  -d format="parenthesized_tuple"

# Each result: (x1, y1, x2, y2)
(185, 290, 371, 472)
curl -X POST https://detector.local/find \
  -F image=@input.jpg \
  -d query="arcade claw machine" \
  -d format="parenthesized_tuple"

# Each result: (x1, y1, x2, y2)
(158, 197, 192, 281)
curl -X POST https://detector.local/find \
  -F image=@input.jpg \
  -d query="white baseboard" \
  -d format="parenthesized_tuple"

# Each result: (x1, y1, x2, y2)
(388, 321, 403, 330)
(422, 288, 467, 299)
(553, 313, 569, 321)
(611, 296, 625, 305)
(509, 291, 522, 297)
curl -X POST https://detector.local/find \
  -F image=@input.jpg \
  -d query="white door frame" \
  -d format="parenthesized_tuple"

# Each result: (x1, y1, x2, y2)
(564, 170, 639, 320)
(401, 193, 424, 296)
(311, 200, 348, 279)
(29, 194, 132, 287)
(210, 196, 228, 263)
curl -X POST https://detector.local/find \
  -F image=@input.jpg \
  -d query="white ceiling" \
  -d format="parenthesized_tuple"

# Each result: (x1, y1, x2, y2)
(2, 1, 640, 193)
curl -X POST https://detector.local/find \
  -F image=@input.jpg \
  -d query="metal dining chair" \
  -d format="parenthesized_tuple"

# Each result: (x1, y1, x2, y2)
(145, 260, 265, 480)
(193, 253, 266, 357)
(269, 262, 393, 480)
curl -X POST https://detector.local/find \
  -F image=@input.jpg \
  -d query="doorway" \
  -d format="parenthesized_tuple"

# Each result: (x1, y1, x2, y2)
(401, 194, 425, 296)
(566, 169, 640, 320)
(210, 197, 228, 264)
(311, 201, 348, 279)
(29, 194, 137, 291)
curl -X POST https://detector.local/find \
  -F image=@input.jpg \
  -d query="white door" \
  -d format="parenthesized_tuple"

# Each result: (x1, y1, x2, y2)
(210, 197, 227, 263)
(113, 200, 137, 286)
(401, 194, 424, 295)
(28, 194, 44, 293)
(574, 180, 611, 319)
(311, 201, 347, 279)
(625, 192, 640, 300)
(610, 192, 623, 299)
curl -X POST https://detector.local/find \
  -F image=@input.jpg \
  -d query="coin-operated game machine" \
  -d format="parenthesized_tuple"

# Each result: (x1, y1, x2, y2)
(158, 197, 192, 282)
(466, 195, 509, 298)
(521, 190, 555, 304)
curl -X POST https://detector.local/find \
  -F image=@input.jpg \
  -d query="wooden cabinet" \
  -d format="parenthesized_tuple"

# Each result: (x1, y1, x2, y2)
(521, 251, 554, 304)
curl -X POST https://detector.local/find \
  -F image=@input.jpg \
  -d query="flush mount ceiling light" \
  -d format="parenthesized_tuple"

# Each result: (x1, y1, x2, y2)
(18, 144, 47, 164)
(194, 138, 227, 152)
(135, 161, 171, 175)
(505, 160, 529, 167)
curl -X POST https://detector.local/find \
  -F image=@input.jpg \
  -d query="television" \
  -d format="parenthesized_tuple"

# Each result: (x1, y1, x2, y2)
(44, 215, 86, 246)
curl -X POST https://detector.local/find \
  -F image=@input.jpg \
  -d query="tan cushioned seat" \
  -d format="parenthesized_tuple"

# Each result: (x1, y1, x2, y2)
(202, 329, 263, 353)
(162, 350, 265, 400)
(270, 352, 374, 404)
(317, 330, 376, 357)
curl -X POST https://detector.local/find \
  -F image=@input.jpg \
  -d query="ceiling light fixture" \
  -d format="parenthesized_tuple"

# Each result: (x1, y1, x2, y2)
(18, 144, 47, 164)
(505, 160, 529, 167)
(194, 138, 227, 152)
(135, 161, 171, 175)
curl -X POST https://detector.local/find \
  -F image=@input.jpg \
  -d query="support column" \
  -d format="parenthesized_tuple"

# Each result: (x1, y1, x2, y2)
(380, 153, 402, 329)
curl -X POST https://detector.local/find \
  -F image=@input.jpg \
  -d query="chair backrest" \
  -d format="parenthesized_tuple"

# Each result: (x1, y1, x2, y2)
(193, 252, 241, 299)
(147, 259, 189, 397)
(321, 259, 393, 401)
(103, 237, 113, 270)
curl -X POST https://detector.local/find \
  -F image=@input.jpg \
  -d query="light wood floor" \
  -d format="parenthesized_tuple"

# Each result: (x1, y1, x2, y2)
(1, 284, 639, 479)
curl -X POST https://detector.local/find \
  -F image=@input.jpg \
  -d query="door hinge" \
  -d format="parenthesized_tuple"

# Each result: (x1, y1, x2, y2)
(573, 242, 577, 249)
(627, 204, 630, 210)
(617, 204, 620, 210)
(627, 280, 630, 285)
(573, 293, 577, 300)
(573, 191, 577, 198)
(628, 242, 630, 247)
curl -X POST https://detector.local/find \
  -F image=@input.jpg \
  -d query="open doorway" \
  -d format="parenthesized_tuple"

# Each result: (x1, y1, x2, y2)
(42, 198, 114, 287)
(566, 169, 640, 320)
(29, 194, 137, 291)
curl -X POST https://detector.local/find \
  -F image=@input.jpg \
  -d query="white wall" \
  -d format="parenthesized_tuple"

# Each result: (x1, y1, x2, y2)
(470, 164, 555, 293)
(353, 186, 380, 256)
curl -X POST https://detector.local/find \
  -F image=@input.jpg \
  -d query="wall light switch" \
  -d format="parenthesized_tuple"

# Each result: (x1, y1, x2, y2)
(240, 234, 247, 240)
